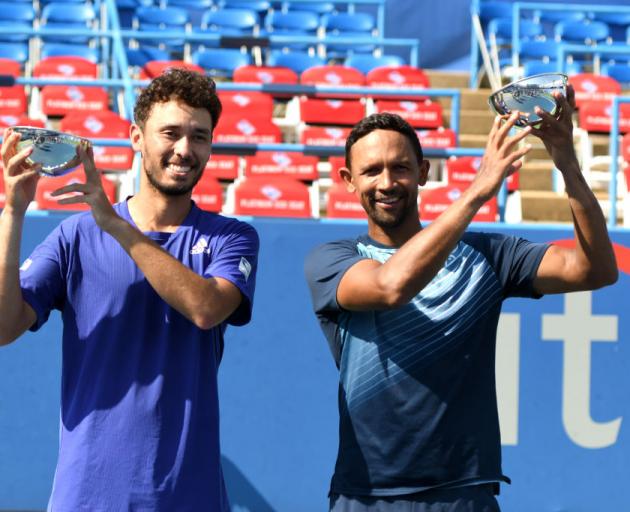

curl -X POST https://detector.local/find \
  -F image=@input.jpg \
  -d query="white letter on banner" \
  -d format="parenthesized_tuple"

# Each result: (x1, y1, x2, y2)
(496, 313, 520, 446)
(542, 291, 621, 449)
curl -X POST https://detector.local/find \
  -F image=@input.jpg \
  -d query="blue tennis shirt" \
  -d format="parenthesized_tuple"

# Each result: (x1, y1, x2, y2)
(305, 232, 548, 497)
(19, 200, 259, 512)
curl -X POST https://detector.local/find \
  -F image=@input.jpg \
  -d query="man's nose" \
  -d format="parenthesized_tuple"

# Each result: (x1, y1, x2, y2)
(173, 136, 192, 157)
(378, 169, 395, 190)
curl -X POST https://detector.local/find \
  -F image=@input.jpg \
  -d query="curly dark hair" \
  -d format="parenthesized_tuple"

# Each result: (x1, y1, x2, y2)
(133, 68, 222, 131)
(345, 112, 424, 170)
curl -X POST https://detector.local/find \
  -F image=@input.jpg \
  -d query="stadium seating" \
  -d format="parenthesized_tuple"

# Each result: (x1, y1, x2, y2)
(244, 151, 319, 180)
(420, 185, 497, 222)
(60, 111, 134, 172)
(192, 48, 252, 78)
(0, 3, 35, 43)
(230, 176, 312, 217)
(191, 176, 223, 212)
(344, 54, 405, 75)
(35, 169, 117, 211)
(326, 182, 365, 219)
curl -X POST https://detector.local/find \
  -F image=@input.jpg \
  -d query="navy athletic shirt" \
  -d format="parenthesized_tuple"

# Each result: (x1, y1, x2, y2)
(305, 232, 548, 497)
(19, 200, 259, 512)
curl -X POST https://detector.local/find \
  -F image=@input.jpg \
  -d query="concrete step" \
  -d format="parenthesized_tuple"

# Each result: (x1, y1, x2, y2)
(456, 109, 495, 135)
(425, 70, 470, 89)
(520, 161, 554, 191)
(520, 190, 573, 223)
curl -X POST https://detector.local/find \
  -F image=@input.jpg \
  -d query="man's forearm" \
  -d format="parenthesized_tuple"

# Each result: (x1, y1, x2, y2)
(102, 217, 237, 329)
(0, 208, 33, 344)
(562, 164, 618, 286)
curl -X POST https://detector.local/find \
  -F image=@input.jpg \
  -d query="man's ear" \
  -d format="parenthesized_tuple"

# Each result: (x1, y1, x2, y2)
(339, 167, 355, 193)
(130, 124, 143, 152)
(418, 160, 430, 187)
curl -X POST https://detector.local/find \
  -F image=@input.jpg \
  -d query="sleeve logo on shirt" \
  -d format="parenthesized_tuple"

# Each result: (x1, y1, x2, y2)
(239, 257, 252, 281)
(20, 258, 33, 272)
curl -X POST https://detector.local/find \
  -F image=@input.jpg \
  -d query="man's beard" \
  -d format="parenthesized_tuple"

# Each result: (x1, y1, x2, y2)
(145, 157, 203, 196)
(362, 190, 417, 229)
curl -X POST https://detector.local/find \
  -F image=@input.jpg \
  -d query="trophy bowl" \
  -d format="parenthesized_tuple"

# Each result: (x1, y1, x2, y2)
(12, 126, 89, 177)
(488, 73, 568, 128)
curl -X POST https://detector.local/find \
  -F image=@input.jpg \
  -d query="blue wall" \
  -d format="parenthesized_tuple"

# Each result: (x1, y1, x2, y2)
(1, 215, 630, 511)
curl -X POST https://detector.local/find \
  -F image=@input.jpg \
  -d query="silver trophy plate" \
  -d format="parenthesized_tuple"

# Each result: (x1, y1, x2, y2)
(12, 126, 89, 177)
(488, 73, 568, 128)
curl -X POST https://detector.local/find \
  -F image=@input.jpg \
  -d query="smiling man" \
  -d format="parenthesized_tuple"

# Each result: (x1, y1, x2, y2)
(0, 69, 259, 511)
(305, 105, 617, 512)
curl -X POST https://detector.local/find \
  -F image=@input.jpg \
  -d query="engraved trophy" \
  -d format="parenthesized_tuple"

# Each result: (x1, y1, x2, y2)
(488, 73, 568, 128)
(12, 126, 89, 177)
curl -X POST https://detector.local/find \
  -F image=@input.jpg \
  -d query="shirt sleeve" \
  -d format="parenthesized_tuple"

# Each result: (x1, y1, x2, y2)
(304, 239, 366, 315)
(204, 221, 259, 326)
(464, 232, 550, 299)
(19, 223, 70, 331)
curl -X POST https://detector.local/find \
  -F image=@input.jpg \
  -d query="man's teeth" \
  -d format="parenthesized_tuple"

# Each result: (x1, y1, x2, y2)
(377, 197, 400, 204)
(167, 164, 192, 173)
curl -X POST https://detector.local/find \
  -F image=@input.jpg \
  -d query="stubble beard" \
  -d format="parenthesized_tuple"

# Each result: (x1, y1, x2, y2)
(144, 156, 204, 196)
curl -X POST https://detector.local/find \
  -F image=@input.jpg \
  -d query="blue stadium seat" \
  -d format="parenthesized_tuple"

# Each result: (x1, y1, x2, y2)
(603, 62, 630, 88)
(263, 10, 320, 51)
(195, 8, 259, 49)
(0, 42, 29, 64)
(134, 6, 190, 53)
(555, 19, 610, 44)
(218, 0, 271, 15)
(0, 3, 35, 43)
(523, 60, 582, 77)
(40, 3, 97, 45)
(266, 50, 324, 74)
(125, 47, 171, 68)
(323, 12, 376, 55)
(40, 43, 100, 63)
(344, 54, 404, 75)
(192, 48, 251, 78)
(284, 2, 335, 16)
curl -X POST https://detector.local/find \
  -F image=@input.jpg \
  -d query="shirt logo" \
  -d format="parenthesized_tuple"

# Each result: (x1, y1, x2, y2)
(239, 257, 252, 281)
(190, 237, 209, 255)
(20, 258, 33, 272)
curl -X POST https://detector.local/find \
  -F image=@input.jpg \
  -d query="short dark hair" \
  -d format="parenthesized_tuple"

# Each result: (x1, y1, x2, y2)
(345, 112, 424, 169)
(133, 68, 222, 130)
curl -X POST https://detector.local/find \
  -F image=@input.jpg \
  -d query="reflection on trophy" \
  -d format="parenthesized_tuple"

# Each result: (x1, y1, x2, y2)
(12, 126, 90, 177)
(488, 73, 568, 128)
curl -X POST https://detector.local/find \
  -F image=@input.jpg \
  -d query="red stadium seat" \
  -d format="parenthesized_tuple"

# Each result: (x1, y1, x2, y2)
(191, 177, 223, 213)
(416, 127, 457, 148)
(0, 115, 45, 129)
(446, 155, 519, 193)
(33, 56, 98, 79)
(139, 60, 204, 79)
(214, 115, 282, 144)
(375, 99, 443, 129)
(621, 132, 630, 164)
(41, 85, 109, 117)
(366, 65, 430, 100)
(366, 65, 430, 88)
(244, 151, 318, 181)
(299, 97, 365, 125)
(218, 91, 275, 120)
(569, 73, 621, 109)
(232, 176, 312, 218)
(233, 65, 299, 85)
(328, 155, 346, 182)
(0, 58, 21, 77)
(300, 65, 365, 99)
(300, 126, 350, 146)
(204, 155, 240, 181)
(35, 168, 117, 211)
(578, 101, 630, 133)
(326, 182, 366, 219)
(420, 185, 497, 222)
(60, 111, 133, 171)
(0, 86, 27, 115)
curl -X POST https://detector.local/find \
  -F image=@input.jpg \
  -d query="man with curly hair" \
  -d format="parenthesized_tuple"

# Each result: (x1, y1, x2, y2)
(0, 69, 259, 511)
